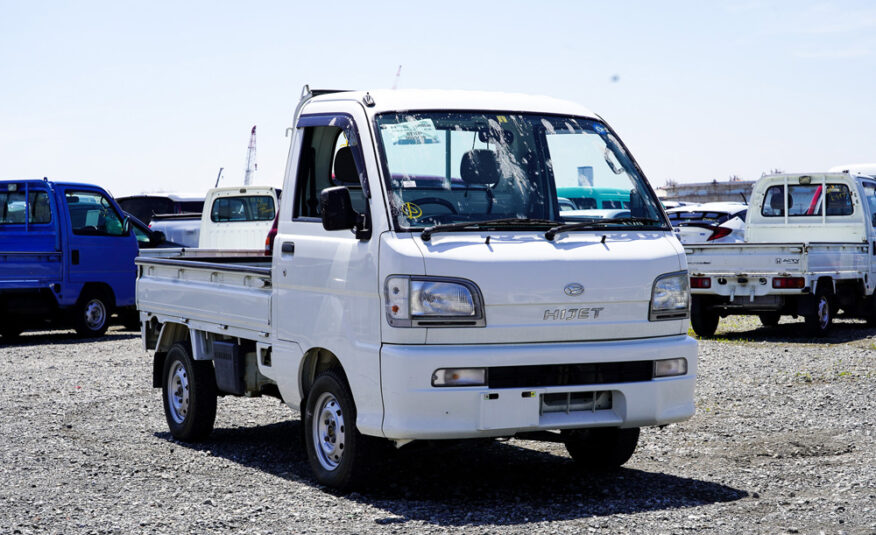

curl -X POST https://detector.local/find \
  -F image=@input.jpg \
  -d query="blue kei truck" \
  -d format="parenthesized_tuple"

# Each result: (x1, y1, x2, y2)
(0, 179, 139, 339)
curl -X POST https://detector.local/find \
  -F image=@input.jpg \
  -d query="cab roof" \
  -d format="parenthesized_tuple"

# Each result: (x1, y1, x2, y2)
(306, 89, 599, 119)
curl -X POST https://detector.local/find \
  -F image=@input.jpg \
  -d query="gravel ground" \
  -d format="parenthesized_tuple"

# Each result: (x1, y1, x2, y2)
(0, 316, 873, 534)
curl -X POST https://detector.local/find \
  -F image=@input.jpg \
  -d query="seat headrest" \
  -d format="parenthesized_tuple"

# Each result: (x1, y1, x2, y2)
(333, 146, 359, 185)
(769, 191, 791, 212)
(460, 150, 500, 186)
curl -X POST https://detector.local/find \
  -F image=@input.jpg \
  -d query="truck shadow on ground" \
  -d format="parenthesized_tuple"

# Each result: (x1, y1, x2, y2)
(158, 421, 748, 526)
(710, 319, 876, 344)
(0, 327, 139, 347)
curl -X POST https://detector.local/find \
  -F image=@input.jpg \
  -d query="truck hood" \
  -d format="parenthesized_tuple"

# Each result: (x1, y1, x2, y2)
(409, 231, 687, 344)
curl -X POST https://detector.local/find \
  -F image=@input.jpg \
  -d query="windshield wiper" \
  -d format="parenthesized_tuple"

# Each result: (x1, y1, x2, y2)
(545, 217, 661, 241)
(420, 218, 558, 241)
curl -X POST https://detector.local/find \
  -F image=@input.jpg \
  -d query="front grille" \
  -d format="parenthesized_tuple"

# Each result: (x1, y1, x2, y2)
(487, 361, 653, 389)
(541, 391, 612, 414)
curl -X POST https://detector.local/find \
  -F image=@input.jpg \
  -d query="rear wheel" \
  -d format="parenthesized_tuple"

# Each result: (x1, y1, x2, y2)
(758, 312, 781, 327)
(73, 290, 111, 338)
(563, 427, 640, 471)
(690, 296, 719, 338)
(162, 341, 217, 441)
(805, 290, 833, 337)
(303, 370, 371, 491)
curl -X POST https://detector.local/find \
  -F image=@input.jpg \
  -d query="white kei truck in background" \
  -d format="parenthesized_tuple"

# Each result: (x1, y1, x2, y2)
(146, 186, 279, 249)
(197, 185, 279, 249)
(686, 172, 876, 337)
(136, 87, 697, 490)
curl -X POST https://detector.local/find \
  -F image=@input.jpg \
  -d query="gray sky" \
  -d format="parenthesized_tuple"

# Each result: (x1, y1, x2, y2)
(2, 1, 874, 196)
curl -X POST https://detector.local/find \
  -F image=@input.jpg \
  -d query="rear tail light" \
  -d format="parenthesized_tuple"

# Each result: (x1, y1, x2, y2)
(707, 226, 732, 241)
(265, 213, 279, 256)
(690, 277, 711, 289)
(773, 277, 805, 289)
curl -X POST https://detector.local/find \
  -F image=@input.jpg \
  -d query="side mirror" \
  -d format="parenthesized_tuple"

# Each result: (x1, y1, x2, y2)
(151, 230, 166, 244)
(319, 186, 357, 231)
(871, 212, 876, 228)
(629, 189, 646, 218)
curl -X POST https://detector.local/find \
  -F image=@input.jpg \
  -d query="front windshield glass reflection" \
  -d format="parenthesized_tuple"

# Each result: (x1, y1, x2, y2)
(374, 112, 666, 231)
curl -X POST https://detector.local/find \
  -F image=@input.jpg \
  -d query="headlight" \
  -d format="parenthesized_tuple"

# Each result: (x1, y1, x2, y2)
(385, 276, 485, 327)
(650, 271, 690, 321)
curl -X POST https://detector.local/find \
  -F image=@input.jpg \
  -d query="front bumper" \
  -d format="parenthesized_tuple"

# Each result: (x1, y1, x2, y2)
(380, 335, 697, 440)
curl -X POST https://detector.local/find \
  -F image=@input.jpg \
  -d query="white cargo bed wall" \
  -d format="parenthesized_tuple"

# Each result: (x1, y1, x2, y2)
(136, 259, 272, 337)
(685, 242, 868, 277)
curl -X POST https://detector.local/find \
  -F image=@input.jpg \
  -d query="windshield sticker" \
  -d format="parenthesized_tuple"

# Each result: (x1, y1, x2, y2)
(382, 119, 441, 145)
(401, 180, 416, 188)
(402, 202, 422, 219)
(592, 124, 608, 135)
(496, 115, 508, 123)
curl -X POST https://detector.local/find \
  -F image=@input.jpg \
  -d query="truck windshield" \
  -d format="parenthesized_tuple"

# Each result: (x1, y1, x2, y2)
(374, 112, 666, 231)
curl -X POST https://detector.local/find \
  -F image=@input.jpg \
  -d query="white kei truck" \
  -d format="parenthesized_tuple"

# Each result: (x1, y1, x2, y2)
(136, 87, 697, 490)
(686, 172, 876, 337)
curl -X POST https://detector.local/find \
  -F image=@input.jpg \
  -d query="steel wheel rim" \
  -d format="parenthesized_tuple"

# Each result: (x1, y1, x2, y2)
(817, 297, 830, 330)
(312, 392, 345, 471)
(84, 298, 106, 330)
(167, 361, 189, 424)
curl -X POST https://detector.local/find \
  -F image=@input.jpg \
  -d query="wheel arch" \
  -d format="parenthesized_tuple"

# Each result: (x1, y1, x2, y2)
(152, 322, 192, 388)
(77, 282, 116, 309)
(814, 276, 836, 296)
(299, 347, 350, 405)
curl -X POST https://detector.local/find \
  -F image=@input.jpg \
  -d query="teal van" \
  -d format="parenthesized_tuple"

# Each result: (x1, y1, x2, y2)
(556, 186, 631, 210)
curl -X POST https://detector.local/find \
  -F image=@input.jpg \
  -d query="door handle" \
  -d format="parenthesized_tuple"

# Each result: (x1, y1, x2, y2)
(281, 242, 295, 254)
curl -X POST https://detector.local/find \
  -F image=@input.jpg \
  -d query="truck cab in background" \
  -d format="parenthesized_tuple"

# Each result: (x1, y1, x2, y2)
(0, 180, 139, 339)
(198, 186, 279, 249)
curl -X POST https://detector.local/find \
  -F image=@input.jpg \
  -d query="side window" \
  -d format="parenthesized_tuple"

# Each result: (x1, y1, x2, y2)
(293, 124, 366, 219)
(862, 182, 876, 227)
(65, 190, 126, 236)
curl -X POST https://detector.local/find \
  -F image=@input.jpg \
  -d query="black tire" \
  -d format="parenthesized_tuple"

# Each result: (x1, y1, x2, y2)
(72, 290, 112, 338)
(303, 370, 371, 491)
(758, 312, 781, 328)
(162, 341, 217, 441)
(804, 290, 833, 337)
(562, 427, 640, 472)
(690, 296, 719, 338)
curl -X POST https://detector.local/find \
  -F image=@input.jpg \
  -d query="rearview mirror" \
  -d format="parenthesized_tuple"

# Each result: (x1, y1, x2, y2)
(122, 216, 132, 235)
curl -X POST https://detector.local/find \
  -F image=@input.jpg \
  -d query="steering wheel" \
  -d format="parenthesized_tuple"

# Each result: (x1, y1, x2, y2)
(412, 197, 458, 214)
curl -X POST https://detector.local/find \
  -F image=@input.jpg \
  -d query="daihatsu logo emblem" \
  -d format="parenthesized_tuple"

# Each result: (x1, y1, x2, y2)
(564, 283, 584, 296)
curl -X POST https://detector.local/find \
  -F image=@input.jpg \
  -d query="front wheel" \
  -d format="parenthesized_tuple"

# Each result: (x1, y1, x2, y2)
(73, 291, 111, 338)
(690, 296, 719, 338)
(804, 292, 833, 337)
(162, 342, 217, 441)
(304, 370, 370, 490)
(563, 427, 640, 471)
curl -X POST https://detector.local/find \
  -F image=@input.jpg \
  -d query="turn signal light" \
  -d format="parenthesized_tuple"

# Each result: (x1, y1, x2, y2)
(772, 277, 805, 289)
